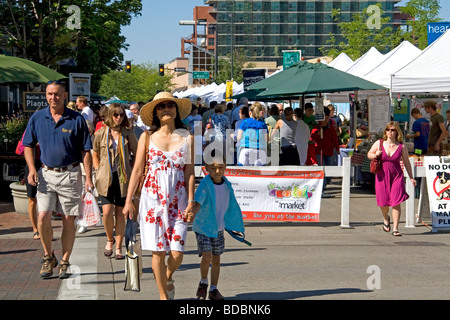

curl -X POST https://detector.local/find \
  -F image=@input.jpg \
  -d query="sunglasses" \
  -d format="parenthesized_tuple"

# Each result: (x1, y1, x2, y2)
(156, 102, 176, 110)
(113, 113, 124, 118)
(47, 80, 64, 85)
(386, 129, 397, 132)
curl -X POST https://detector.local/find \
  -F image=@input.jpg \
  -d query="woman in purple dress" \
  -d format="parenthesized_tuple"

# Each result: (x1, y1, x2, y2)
(368, 122, 416, 236)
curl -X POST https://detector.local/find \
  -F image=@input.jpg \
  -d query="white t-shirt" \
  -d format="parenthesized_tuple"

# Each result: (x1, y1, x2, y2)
(295, 119, 310, 165)
(214, 180, 230, 231)
(81, 106, 94, 123)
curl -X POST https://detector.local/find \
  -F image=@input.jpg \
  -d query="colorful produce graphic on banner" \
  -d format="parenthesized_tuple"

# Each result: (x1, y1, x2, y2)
(224, 169, 324, 222)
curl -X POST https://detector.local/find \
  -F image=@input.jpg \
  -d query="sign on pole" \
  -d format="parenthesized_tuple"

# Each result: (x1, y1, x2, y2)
(69, 73, 92, 101)
(424, 157, 450, 232)
(225, 80, 233, 102)
(193, 71, 210, 79)
(23, 92, 47, 112)
(427, 22, 450, 45)
(282, 50, 302, 70)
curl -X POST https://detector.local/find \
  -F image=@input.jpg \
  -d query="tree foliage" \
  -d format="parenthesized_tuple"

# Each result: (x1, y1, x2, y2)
(214, 49, 254, 84)
(0, 0, 143, 92)
(321, 1, 441, 60)
(98, 63, 174, 102)
(400, 0, 442, 49)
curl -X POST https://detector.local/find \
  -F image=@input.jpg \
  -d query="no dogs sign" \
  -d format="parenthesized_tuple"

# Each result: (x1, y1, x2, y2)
(424, 157, 450, 232)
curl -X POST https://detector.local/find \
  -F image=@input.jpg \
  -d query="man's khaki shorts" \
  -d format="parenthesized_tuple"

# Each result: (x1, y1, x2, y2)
(37, 166, 82, 216)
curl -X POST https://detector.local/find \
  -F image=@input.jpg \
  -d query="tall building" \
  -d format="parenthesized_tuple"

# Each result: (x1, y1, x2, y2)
(204, 0, 404, 64)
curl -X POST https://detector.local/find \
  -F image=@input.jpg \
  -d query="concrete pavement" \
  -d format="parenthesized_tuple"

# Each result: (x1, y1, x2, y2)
(2, 180, 450, 301)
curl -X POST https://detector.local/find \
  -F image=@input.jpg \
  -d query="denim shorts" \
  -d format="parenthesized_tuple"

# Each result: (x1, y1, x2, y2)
(37, 166, 82, 216)
(195, 230, 225, 257)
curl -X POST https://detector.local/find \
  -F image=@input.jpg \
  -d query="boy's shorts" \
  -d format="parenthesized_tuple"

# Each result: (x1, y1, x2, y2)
(195, 230, 225, 257)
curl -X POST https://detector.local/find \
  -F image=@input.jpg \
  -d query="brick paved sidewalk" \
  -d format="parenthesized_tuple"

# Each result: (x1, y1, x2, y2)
(0, 203, 63, 300)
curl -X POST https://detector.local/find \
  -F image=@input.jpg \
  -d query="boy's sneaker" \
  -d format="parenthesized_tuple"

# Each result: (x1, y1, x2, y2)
(196, 282, 208, 300)
(59, 260, 71, 279)
(40, 252, 58, 279)
(209, 289, 224, 300)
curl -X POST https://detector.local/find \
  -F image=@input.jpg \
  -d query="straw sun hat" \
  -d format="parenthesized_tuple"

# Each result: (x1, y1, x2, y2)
(140, 91, 191, 127)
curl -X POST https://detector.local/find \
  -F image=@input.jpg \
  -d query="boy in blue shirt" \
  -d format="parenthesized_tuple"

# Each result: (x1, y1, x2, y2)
(185, 153, 244, 300)
(405, 108, 430, 155)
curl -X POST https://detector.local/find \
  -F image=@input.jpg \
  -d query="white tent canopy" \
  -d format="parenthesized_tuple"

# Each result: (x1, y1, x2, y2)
(173, 81, 244, 105)
(345, 47, 385, 77)
(363, 41, 422, 88)
(391, 29, 450, 95)
(329, 52, 354, 71)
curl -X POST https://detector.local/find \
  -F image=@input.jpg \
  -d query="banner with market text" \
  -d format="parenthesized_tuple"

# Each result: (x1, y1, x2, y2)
(224, 168, 324, 222)
(424, 157, 450, 232)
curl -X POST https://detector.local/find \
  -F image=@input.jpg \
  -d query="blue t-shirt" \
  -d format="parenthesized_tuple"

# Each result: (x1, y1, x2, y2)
(23, 106, 93, 167)
(411, 117, 430, 153)
(238, 118, 268, 150)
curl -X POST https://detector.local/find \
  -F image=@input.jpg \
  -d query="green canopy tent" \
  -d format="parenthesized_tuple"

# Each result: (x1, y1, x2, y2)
(249, 61, 388, 159)
(250, 61, 387, 99)
(0, 55, 66, 114)
(0, 55, 66, 84)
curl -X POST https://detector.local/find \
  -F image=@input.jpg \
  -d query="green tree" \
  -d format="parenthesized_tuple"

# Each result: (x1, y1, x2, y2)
(321, 4, 403, 60)
(0, 0, 143, 92)
(400, 0, 441, 49)
(99, 63, 174, 102)
(214, 49, 254, 84)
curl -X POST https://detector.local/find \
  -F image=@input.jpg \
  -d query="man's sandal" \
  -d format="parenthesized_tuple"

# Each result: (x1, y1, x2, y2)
(392, 230, 402, 237)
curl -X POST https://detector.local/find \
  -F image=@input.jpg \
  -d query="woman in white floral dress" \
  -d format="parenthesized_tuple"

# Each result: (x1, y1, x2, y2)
(123, 92, 195, 300)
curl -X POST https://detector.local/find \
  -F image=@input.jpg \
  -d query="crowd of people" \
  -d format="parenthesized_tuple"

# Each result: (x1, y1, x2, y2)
(18, 79, 450, 300)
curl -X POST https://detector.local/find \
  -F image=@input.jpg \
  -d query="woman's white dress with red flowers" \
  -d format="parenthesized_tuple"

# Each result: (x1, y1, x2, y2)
(139, 136, 189, 252)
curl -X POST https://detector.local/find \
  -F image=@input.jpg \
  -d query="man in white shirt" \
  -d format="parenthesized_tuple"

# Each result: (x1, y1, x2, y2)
(76, 96, 94, 123)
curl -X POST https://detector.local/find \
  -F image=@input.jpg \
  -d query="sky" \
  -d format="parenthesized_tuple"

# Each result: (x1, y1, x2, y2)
(120, 0, 450, 66)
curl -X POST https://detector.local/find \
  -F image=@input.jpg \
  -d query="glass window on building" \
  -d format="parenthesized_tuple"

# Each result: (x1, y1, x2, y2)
(288, 12, 297, 23)
(324, 1, 333, 11)
(271, 13, 280, 23)
(235, 1, 243, 11)
(270, 35, 279, 45)
(271, 24, 280, 34)
(253, 1, 262, 11)
(271, 1, 280, 11)
(288, 2, 297, 11)
(253, 12, 262, 23)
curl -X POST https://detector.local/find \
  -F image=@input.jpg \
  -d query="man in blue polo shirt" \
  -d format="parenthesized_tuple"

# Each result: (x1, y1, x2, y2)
(23, 80, 94, 279)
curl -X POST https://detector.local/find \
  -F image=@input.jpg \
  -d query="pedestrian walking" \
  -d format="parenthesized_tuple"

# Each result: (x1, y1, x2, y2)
(92, 103, 138, 259)
(76, 95, 94, 123)
(236, 102, 268, 166)
(16, 130, 41, 239)
(424, 100, 446, 155)
(186, 153, 244, 300)
(122, 91, 195, 300)
(367, 121, 416, 236)
(272, 107, 300, 166)
(23, 80, 94, 279)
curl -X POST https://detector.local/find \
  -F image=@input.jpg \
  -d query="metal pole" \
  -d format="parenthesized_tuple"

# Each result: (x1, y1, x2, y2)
(230, 13, 233, 80)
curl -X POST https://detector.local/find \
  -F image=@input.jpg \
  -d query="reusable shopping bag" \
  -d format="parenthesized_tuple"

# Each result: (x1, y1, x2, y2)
(124, 219, 142, 292)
